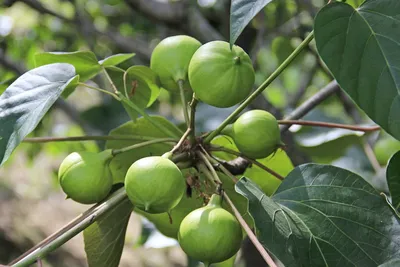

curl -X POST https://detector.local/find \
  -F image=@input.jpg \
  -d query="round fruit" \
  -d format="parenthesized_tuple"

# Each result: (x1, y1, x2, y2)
(226, 109, 282, 159)
(188, 40, 255, 108)
(374, 136, 400, 165)
(178, 194, 242, 266)
(58, 150, 113, 204)
(125, 156, 185, 214)
(150, 35, 201, 92)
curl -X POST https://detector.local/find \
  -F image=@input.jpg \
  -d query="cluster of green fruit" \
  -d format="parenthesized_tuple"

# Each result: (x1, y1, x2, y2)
(57, 35, 283, 265)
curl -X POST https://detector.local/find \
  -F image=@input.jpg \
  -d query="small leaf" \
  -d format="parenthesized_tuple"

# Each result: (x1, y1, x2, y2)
(106, 116, 181, 183)
(84, 197, 133, 267)
(0, 63, 78, 166)
(314, 0, 400, 140)
(387, 151, 400, 210)
(236, 164, 400, 266)
(35, 51, 101, 82)
(106, 66, 160, 121)
(99, 53, 135, 67)
(230, 0, 274, 45)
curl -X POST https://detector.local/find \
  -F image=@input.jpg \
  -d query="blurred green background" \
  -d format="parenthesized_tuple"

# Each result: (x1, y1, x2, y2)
(0, 0, 394, 266)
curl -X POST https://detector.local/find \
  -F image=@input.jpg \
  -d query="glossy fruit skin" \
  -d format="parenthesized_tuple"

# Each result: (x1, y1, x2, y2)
(150, 35, 201, 92)
(58, 150, 113, 204)
(232, 110, 282, 159)
(125, 156, 185, 214)
(178, 194, 242, 265)
(188, 41, 255, 108)
(374, 137, 400, 165)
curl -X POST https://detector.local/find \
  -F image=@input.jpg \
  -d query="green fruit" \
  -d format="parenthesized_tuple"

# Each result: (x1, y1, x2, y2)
(125, 156, 185, 213)
(178, 194, 242, 266)
(374, 136, 400, 165)
(150, 35, 201, 92)
(225, 109, 282, 159)
(188, 40, 255, 108)
(58, 150, 113, 204)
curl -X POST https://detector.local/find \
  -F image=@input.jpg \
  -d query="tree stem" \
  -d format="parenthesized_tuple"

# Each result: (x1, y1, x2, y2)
(112, 138, 177, 155)
(9, 188, 128, 267)
(203, 31, 314, 143)
(278, 120, 380, 132)
(178, 80, 190, 127)
(189, 95, 198, 144)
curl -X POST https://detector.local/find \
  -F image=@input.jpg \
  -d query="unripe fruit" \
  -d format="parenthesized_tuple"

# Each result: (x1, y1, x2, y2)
(150, 35, 201, 92)
(178, 194, 242, 266)
(374, 137, 400, 165)
(125, 156, 185, 214)
(188, 41, 255, 108)
(224, 109, 282, 159)
(58, 150, 113, 204)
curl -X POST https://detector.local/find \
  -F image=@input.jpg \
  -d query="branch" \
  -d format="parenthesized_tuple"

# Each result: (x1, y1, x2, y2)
(278, 120, 380, 132)
(280, 80, 340, 132)
(19, 0, 74, 22)
(22, 135, 165, 143)
(9, 188, 128, 266)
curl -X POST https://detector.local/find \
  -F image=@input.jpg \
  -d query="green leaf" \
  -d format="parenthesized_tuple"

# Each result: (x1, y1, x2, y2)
(0, 63, 78, 166)
(106, 66, 160, 121)
(379, 258, 400, 267)
(106, 116, 181, 183)
(230, 0, 274, 45)
(387, 151, 400, 210)
(35, 51, 101, 82)
(84, 197, 133, 267)
(236, 164, 400, 266)
(99, 53, 135, 67)
(314, 1, 400, 140)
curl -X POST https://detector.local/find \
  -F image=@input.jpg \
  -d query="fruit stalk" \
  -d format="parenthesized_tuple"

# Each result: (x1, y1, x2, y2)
(178, 79, 190, 127)
(223, 192, 278, 267)
(203, 31, 315, 143)
(278, 120, 380, 132)
(9, 188, 128, 267)
(188, 96, 198, 144)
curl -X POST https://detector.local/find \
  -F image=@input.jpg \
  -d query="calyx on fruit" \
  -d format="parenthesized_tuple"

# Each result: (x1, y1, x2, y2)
(223, 109, 283, 159)
(150, 35, 201, 92)
(188, 40, 255, 108)
(178, 194, 242, 266)
(58, 150, 113, 204)
(124, 156, 185, 214)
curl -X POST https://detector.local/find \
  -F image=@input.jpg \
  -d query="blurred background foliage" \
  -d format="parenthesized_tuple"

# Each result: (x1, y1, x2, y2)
(0, 0, 394, 266)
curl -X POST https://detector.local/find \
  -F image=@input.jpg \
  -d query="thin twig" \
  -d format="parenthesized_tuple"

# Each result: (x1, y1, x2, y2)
(171, 128, 192, 154)
(209, 146, 284, 181)
(23, 135, 166, 143)
(280, 80, 340, 132)
(102, 67, 119, 94)
(223, 192, 278, 267)
(206, 154, 239, 184)
(189, 96, 198, 144)
(278, 120, 380, 132)
(197, 151, 222, 184)
(112, 138, 177, 155)
(79, 82, 120, 100)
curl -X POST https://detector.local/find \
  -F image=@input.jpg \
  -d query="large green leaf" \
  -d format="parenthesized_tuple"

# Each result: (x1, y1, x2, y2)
(35, 51, 101, 82)
(106, 116, 181, 183)
(314, 0, 400, 140)
(106, 66, 160, 121)
(236, 164, 400, 266)
(387, 151, 400, 210)
(0, 63, 78, 166)
(230, 0, 274, 45)
(84, 197, 133, 267)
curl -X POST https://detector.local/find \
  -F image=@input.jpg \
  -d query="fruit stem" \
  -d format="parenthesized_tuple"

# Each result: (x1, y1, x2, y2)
(102, 67, 119, 94)
(9, 188, 129, 267)
(223, 192, 278, 267)
(117, 92, 182, 138)
(278, 120, 380, 132)
(233, 56, 241, 64)
(112, 138, 177, 156)
(208, 194, 223, 207)
(203, 31, 315, 143)
(79, 82, 121, 101)
(22, 135, 169, 143)
(209, 145, 284, 181)
(178, 79, 190, 128)
(171, 128, 192, 154)
(188, 95, 198, 145)
(197, 150, 222, 184)
(203, 152, 239, 183)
